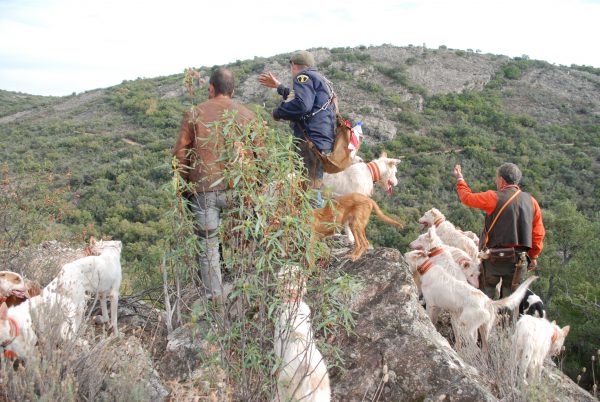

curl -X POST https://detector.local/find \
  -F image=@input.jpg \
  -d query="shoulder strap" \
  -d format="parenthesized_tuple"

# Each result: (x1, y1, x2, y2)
(302, 72, 336, 120)
(484, 189, 522, 247)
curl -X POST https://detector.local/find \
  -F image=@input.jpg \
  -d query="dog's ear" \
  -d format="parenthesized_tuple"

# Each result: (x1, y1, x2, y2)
(0, 303, 8, 320)
(562, 325, 570, 337)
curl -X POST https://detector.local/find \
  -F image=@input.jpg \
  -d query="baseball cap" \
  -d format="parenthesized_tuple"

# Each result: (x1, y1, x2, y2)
(289, 50, 315, 67)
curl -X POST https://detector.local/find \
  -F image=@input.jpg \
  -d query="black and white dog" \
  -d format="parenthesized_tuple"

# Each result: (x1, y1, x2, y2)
(518, 289, 546, 318)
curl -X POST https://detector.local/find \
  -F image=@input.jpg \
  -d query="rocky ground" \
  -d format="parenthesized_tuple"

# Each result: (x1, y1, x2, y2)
(7, 241, 595, 401)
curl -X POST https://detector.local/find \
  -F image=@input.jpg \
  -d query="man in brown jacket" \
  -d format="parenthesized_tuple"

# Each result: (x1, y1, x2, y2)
(174, 68, 258, 301)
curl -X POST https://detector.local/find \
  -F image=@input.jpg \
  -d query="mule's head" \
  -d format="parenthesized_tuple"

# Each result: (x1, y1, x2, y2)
(0, 271, 27, 299)
(418, 208, 444, 230)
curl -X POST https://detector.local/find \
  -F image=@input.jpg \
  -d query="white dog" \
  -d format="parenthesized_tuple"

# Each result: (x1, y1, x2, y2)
(0, 239, 122, 359)
(323, 152, 401, 197)
(274, 264, 330, 402)
(418, 208, 479, 260)
(404, 250, 536, 350)
(45, 237, 122, 336)
(409, 227, 479, 288)
(513, 315, 570, 382)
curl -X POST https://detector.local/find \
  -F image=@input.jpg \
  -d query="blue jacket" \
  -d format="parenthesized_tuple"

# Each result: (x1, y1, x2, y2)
(272, 67, 336, 152)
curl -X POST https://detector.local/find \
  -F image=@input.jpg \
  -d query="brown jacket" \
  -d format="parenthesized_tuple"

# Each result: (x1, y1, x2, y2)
(173, 96, 258, 192)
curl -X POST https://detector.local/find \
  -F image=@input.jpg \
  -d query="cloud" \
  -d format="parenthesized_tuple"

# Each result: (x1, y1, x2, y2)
(0, 0, 598, 96)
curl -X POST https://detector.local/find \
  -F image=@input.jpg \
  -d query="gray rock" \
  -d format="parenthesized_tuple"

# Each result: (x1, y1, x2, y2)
(328, 248, 497, 401)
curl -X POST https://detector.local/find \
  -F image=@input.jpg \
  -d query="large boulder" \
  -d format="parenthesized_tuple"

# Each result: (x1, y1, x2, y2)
(327, 248, 496, 401)
(326, 248, 596, 401)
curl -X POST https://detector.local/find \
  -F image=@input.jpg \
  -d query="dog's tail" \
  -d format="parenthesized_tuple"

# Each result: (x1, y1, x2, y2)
(370, 199, 404, 228)
(492, 276, 538, 311)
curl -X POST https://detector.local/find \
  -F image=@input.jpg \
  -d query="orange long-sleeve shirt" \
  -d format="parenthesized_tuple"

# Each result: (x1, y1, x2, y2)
(456, 179, 545, 258)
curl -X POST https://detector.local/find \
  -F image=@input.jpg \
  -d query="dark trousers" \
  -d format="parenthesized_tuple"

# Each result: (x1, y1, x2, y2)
(298, 141, 331, 207)
(482, 259, 518, 299)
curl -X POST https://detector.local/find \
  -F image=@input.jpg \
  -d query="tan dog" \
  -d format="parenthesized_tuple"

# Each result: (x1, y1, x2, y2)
(323, 152, 401, 243)
(313, 193, 404, 261)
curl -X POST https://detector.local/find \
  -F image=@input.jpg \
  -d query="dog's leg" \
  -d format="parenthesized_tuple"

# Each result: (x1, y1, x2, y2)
(479, 324, 490, 352)
(344, 223, 355, 244)
(349, 221, 369, 261)
(110, 291, 119, 336)
(95, 293, 109, 324)
(426, 304, 441, 325)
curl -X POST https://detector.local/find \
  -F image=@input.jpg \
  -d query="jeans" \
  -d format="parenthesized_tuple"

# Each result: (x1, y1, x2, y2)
(190, 191, 230, 299)
(299, 141, 331, 208)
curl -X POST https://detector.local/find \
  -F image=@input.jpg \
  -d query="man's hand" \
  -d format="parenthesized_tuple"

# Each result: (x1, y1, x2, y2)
(258, 72, 280, 89)
(453, 164, 463, 180)
(527, 258, 538, 271)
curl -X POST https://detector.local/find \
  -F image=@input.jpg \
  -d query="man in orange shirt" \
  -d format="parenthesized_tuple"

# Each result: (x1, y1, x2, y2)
(454, 163, 545, 298)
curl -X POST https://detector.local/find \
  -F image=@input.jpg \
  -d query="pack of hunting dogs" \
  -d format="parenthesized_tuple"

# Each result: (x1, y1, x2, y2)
(0, 154, 569, 400)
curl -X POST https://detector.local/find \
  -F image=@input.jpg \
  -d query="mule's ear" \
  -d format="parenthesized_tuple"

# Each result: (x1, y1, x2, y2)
(551, 320, 556, 325)
(89, 236, 96, 246)
(0, 303, 8, 320)
(379, 151, 387, 159)
(562, 325, 570, 337)
(391, 158, 401, 165)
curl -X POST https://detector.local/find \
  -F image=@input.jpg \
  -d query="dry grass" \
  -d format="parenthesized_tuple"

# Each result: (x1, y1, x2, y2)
(0, 301, 166, 401)
(453, 314, 569, 402)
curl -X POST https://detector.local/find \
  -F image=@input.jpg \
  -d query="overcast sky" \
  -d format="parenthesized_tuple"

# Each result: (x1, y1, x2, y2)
(1, 0, 599, 97)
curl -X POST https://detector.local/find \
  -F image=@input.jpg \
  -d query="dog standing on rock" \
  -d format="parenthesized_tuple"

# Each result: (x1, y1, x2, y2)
(313, 193, 404, 261)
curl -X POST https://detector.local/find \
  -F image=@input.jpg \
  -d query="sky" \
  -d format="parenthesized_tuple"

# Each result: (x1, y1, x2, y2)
(1, 0, 599, 97)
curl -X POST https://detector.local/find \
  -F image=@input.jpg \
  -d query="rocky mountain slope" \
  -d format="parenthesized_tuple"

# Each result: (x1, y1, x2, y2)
(1, 44, 599, 398)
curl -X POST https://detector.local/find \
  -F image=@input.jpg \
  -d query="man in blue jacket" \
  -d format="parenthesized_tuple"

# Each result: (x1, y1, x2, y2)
(258, 50, 336, 206)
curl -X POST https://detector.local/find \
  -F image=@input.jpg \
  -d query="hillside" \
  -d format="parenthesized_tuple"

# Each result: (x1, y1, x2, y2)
(1, 44, 599, 394)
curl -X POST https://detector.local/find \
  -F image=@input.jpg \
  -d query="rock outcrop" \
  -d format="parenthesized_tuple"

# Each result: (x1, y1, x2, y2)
(324, 247, 596, 402)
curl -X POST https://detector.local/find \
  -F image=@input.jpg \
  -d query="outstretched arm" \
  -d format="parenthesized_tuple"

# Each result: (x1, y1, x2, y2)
(454, 164, 498, 214)
(258, 72, 281, 88)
